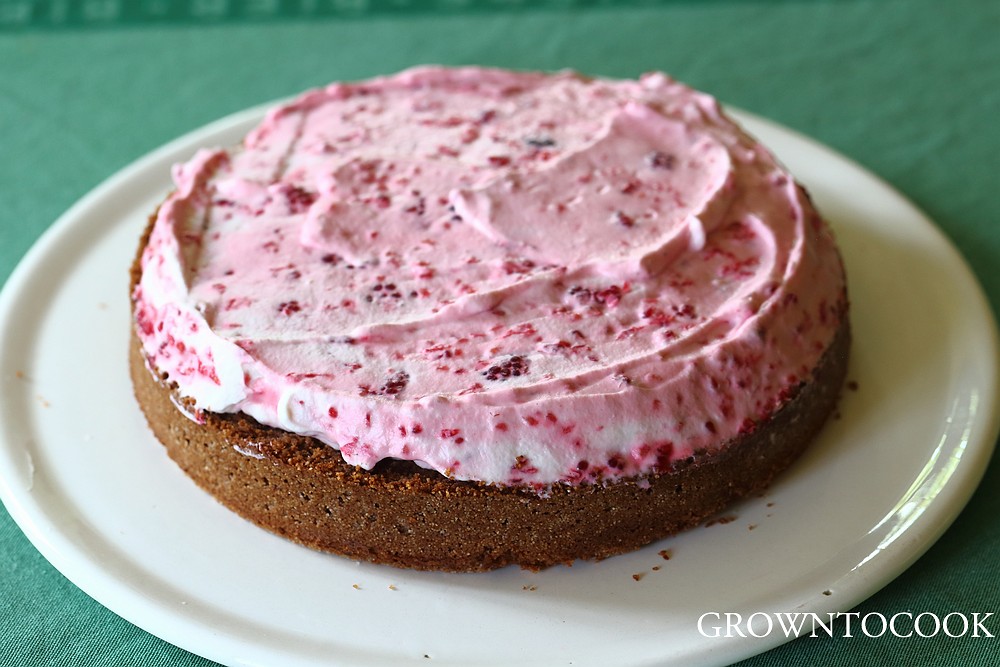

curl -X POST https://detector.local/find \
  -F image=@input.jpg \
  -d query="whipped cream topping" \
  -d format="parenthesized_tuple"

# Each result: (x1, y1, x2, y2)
(133, 66, 846, 487)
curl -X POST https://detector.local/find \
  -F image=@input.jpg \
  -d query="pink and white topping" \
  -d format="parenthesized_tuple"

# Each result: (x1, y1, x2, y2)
(133, 66, 846, 488)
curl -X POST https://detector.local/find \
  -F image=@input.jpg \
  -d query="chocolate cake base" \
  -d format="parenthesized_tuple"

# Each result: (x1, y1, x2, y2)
(129, 320, 849, 572)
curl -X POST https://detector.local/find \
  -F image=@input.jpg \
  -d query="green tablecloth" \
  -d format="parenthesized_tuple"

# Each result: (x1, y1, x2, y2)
(2, 1, 998, 665)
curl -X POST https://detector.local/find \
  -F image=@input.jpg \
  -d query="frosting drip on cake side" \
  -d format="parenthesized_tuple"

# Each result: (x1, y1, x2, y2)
(133, 67, 846, 487)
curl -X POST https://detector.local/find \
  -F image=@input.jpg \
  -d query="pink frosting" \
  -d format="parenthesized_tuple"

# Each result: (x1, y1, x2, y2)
(133, 66, 846, 488)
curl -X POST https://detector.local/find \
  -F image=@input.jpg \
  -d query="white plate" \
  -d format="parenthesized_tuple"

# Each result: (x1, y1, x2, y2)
(1, 105, 998, 667)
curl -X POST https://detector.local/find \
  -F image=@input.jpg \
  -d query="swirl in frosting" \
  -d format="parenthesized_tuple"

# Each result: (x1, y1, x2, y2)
(133, 66, 846, 487)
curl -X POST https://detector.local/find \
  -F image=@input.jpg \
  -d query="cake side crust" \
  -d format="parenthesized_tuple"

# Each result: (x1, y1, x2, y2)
(130, 316, 849, 572)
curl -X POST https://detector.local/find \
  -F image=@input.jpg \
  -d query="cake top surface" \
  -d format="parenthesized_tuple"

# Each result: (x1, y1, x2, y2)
(133, 66, 846, 487)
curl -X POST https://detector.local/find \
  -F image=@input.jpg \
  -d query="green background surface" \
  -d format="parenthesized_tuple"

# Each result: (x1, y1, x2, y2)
(1, 1, 999, 665)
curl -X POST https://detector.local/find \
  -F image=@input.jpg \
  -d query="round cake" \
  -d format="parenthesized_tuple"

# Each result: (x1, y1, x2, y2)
(130, 66, 850, 571)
